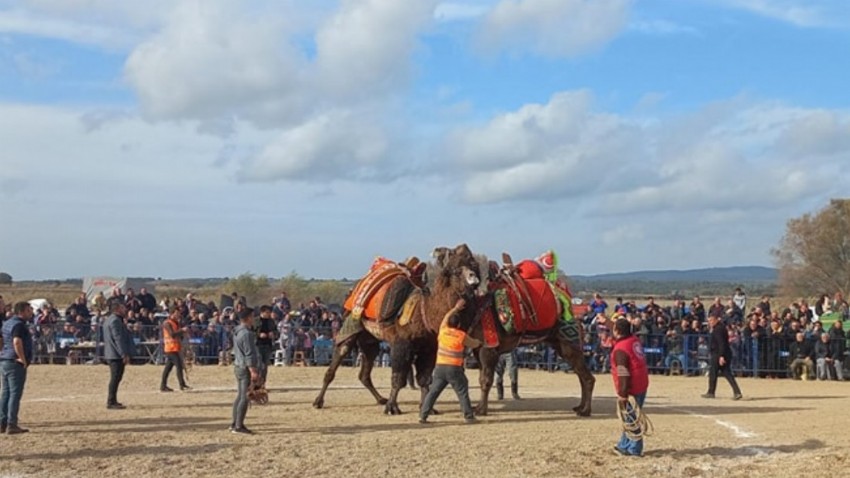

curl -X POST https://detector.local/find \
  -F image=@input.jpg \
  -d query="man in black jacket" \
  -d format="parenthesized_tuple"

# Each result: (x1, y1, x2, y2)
(788, 332, 814, 380)
(103, 302, 135, 409)
(702, 315, 742, 400)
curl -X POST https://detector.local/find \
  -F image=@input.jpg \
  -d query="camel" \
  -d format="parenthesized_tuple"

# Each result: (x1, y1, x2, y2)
(467, 253, 595, 416)
(313, 244, 482, 415)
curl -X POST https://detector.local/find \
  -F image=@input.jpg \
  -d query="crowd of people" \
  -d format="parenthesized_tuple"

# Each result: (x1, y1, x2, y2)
(0, 289, 345, 368)
(574, 289, 850, 381)
(3, 286, 850, 381)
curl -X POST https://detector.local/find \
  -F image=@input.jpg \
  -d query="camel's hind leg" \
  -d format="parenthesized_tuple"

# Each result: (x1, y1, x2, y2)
(384, 340, 413, 415)
(549, 333, 595, 417)
(357, 335, 387, 405)
(313, 337, 355, 409)
(413, 339, 437, 413)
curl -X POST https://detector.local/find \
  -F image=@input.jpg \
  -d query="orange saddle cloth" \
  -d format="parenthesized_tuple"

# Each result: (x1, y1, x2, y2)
(343, 257, 407, 321)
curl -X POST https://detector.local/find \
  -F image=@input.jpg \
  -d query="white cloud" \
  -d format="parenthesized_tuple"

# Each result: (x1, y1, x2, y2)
(475, 0, 632, 57)
(448, 92, 850, 212)
(717, 0, 846, 28)
(435, 2, 490, 22)
(315, 0, 439, 100)
(237, 110, 390, 182)
(629, 19, 699, 36)
(0, 7, 137, 48)
(124, 1, 307, 126)
(448, 90, 644, 202)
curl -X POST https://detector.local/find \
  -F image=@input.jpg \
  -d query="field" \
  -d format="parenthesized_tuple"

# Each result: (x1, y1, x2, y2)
(0, 365, 847, 478)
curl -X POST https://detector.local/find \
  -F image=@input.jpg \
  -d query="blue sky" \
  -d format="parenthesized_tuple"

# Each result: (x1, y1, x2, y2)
(0, 0, 849, 280)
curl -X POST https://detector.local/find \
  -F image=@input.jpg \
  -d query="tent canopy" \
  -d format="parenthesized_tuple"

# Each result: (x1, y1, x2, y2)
(83, 277, 153, 302)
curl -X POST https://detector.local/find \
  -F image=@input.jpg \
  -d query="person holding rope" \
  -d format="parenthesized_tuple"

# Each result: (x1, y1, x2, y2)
(160, 307, 190, 392)
(611, 317, 650, 457)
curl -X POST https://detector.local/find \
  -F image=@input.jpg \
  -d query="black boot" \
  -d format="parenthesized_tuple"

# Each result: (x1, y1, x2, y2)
(511, 383, 521, 400)
(496, 383, 504, 401)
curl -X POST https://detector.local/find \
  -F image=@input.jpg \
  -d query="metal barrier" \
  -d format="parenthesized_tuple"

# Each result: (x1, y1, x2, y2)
(29, 321, 850, 380)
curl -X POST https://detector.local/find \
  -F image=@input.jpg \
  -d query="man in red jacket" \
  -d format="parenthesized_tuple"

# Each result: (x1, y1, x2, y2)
(611, 318, 650, 457)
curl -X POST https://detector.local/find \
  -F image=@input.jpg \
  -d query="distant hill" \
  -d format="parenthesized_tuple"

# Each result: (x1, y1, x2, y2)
(572, 266, 777, 283)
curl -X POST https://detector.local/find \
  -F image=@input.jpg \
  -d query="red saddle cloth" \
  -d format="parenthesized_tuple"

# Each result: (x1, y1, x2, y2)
(495, 275, 559, 333)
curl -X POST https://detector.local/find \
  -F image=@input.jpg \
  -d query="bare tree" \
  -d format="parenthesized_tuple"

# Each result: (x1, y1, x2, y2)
(772, 199, 850, 298)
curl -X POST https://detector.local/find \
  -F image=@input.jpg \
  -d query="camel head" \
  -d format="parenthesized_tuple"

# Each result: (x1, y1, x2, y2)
(431, 243, 481, 294)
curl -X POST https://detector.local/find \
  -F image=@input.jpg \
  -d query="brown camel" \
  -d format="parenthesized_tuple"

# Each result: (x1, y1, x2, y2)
(313, 244, 482, 415)
(467, 256, 595, 416)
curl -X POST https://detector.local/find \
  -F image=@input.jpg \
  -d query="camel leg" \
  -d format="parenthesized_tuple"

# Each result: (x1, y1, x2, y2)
(357, 336, 387, 405)
(313, 339, 354, 409)
(474, 347, 500, 416)
(384, 340, 413, 415)
(551, 336, 595, 417)
(414, 340, 438, 414)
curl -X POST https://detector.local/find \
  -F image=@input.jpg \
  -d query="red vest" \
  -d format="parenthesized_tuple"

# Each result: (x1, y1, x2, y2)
(610, 335, 649, 396)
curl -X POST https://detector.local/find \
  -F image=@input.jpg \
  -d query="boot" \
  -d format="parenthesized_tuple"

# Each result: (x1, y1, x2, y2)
(496, 383, 504, 401)
(511, 383, 521, 400)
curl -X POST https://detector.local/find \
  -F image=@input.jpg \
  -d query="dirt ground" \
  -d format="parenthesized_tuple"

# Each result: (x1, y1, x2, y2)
(0, 365, 847, 478)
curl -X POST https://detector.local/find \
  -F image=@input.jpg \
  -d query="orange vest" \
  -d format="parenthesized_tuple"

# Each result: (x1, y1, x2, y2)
(163, 319, 181, 353)
(436, 324, 466, 367)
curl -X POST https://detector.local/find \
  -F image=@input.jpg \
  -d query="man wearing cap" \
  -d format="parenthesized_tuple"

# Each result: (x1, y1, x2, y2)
(702, 315, 743, 400)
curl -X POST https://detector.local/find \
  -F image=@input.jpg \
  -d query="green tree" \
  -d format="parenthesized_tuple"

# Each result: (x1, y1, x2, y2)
(772, 199, 850, 298)
(0, 272, 11, 285)
(224, 273, 271, 305)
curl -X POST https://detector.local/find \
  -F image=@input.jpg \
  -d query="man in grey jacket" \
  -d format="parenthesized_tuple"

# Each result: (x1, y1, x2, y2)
(103, 302, 134, 409)
(230, 309, 260, 434)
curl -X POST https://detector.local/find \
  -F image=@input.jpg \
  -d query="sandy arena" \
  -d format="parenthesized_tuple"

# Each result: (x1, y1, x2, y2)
(0, 365, 846, 477)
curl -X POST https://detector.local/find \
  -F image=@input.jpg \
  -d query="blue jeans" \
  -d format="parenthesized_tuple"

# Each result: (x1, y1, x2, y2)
(616, 392, 646, 456)
(0, 360, 28, 426)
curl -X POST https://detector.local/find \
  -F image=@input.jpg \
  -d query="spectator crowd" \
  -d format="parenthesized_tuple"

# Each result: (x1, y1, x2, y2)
(3, 286, 849, 382)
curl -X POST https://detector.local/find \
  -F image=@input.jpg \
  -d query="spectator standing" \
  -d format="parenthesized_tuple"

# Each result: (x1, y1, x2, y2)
(828, 321, 846, 380)
(724, 299, 743, 325)
(590, 294, 608, 319)
(255, 306, 276, 384)
(702, 315, 743, 400)
(160, 308, 190, 392)
(103, 302, 134, 409)
(833, 293, 849, 320)
(757, 296, 772, 317)
(691, 296, 706, 324)
(230, 310, 260, 434)
(138, 288, 157, 312)
(708, 298, 725, 321)
(0, 295, 6, 324)
(733, 288, 747, 313)
(0, 302, 35, 434)
(495, 350, 520, 400)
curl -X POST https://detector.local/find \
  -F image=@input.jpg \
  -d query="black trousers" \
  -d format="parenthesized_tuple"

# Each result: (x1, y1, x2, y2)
(107, 359, 126, 405)
(258, 345, 273, 384)
(161, 353, 187, 389)
(707, 355, 741, 396)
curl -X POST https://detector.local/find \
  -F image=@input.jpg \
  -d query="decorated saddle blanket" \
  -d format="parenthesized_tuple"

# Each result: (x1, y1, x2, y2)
(343, 257, 418, 321)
